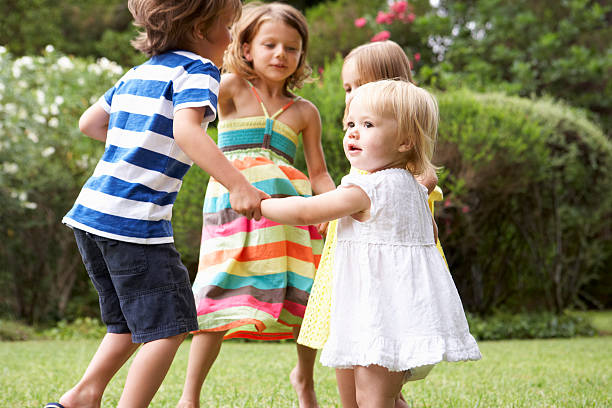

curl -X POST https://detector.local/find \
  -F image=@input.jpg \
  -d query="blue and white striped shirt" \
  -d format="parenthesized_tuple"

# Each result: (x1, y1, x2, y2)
(63, 51, 220, 244)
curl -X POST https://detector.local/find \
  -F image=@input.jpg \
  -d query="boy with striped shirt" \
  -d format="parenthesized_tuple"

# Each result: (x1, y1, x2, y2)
(48, 1, 267, 407)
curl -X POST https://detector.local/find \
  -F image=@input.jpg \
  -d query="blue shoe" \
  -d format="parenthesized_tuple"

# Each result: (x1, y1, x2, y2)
(44, 403, 65, 408)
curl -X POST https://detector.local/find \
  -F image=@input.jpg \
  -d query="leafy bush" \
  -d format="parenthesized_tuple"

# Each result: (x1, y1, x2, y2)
(41, 317, 106, 340)
(0, 47, 123, 323)
(467, 311, 595, 341)
(435, 91, 612, 314)
(0, 319, 41, 341)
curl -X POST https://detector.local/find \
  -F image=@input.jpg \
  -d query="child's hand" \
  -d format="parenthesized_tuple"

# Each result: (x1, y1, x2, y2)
(229, 183, 270, 220)
(317, 221, 329, 237)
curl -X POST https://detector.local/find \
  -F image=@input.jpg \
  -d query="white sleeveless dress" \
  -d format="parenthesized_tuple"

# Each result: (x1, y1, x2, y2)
(319, 169, 481, 372)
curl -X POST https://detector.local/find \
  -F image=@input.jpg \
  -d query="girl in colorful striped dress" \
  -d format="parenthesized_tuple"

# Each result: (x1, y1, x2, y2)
(177, 3, 335, 408)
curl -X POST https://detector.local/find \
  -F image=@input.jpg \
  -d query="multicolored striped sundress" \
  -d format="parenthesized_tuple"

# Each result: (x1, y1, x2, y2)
(191, 82, 323, 340)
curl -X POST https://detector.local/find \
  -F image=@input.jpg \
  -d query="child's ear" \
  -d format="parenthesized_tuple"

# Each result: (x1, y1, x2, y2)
(398, 143, 412, 153)
(242, 43, 253, 62)
(193, 19, 208, 40)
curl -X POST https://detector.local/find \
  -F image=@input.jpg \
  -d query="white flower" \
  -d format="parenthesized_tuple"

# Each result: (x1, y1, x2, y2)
(5, 103, 17, 115)
(0, 82, 5, 93)
(26, 130, 39, 143)
(17, 80, 27, 89)
(50, 104, 59, 115)
(88, 64, 102, 75)
(97, 57, 124, 75)
(0, 46, 6, 54)
(36, 90, 46, 105)
(54, 96, 64, 105)
(77, 78, 85, 86)
(41, 106, 49, 115)
(18, 191, 27, 201)
(41, 146, 56, 157)
(18, 108, 27, 120)
(57, 56, 74, 71)
(48, 118, 59, 128)
(12, 65, 21, 78)
(24, 202, 38, 210)
(3, 163, 18, 174)
(76, 155, 90, 169)
(33, 114, 46, 124)
(15, 56, 33, 67)
(45, 45, 55, 53)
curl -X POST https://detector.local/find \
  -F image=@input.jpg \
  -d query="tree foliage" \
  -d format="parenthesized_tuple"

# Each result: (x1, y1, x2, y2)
(434, 0, 612, 134)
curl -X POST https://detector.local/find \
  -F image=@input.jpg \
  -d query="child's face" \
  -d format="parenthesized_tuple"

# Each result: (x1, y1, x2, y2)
(197, 11, 234, 66)
(242, 20, 302, 83)
(343, 96, 408, 172)
(341, 59, 360, 104)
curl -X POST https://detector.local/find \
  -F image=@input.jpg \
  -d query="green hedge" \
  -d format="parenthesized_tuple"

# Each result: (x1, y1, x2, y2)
(467, 312, 595, 341)
(435, 90, 612, 314)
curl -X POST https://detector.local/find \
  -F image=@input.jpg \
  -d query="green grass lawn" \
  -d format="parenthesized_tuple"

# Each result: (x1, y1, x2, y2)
(1, 336, 610, 407)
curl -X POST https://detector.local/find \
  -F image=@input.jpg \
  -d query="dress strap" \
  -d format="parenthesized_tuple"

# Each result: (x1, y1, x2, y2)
(246, 79, 300, 120)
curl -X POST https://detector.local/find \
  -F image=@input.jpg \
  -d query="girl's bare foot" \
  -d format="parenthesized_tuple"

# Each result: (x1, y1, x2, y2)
(290, 366, 319, 408)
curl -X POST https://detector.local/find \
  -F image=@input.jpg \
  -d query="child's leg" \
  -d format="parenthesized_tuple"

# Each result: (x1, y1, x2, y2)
(291, 326, 319, 408)
(58, 333, 140, 408)
(335, 368, 358, 408)
(117, 333, 187, 408)
(177, 330, 227, 408)
(354, 365, 405, 408)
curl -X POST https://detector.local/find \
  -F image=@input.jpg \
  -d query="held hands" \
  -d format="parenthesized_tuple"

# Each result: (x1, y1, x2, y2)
(317, 221, 329, 237)
(229, 182, 270, 220)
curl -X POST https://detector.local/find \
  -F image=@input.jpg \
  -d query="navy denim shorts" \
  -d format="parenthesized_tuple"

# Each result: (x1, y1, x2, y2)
(73, 228, 198, 343)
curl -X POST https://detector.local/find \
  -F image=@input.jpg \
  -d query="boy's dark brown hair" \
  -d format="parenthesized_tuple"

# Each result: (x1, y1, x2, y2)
(223, 2, 312, 91)
(128, 0, 242, 57)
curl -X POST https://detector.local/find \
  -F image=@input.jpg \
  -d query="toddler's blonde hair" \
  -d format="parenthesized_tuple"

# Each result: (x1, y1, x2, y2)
(347, 80, 438, 176)
(223, 2, 312, 91)
(344, 41, 414, 86)
(129, 0, 242, 57)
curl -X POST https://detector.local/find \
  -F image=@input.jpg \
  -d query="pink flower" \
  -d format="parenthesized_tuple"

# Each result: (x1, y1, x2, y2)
(414, 52, 421, 62)
(444, 198, 451, 207)
(390, 1, 408, 15)
(318, 67, 324, 75)
(370, 30, 391, 42)
(375, 11, 394, 25)
(406, 13, 416, 23)
(354, 17, 367, 28)
(462, 206, 470, 213)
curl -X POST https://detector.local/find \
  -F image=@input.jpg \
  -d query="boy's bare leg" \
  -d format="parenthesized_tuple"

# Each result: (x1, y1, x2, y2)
(291, 326, 319, 408)
(176, 331, 227, 408)
(335, 368, 358, 408)
(58, 333, 140, 408)
(117, 333, 187, 408)
(354, 365, 404, 408)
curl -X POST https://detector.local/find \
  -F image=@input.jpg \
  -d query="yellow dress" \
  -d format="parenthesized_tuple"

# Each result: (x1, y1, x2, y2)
(297, 184, 447, 349)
